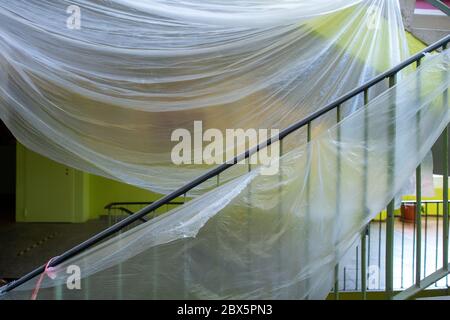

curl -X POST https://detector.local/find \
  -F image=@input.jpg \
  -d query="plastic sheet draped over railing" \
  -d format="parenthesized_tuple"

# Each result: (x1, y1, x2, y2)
(3, 50, 449, 300)
(0, 0, 409, 194)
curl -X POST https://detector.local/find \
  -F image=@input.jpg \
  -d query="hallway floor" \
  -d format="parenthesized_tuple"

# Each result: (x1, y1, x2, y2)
(0, 218, 109, 280)
(339, 217, 450, 292)
(1, 215, 449, 295)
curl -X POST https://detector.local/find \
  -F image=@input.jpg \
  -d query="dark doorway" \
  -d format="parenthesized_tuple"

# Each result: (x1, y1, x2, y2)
(0, 120, 16, 222)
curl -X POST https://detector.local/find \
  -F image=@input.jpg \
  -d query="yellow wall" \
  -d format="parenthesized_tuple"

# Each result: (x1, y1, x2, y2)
(15, 143, 160, 222)
(88, 175, 158, 219)
(15, 143, 90, 222)
(14, 32, 430, 222)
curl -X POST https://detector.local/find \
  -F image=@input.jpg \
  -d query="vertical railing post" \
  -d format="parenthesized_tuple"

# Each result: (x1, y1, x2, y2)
(335, 105, 342, 300)
(307, 121, 312, 142)
(415, 168, 422, 287)
(355, 246, 359, 291)
(361, 226, 367, 299)
(107, 207, 111, 227)
(435, 203, 440, 284)
(444, 128, 449, 271)
(415, 57, 423, 289)
(443, 46, 449, 271)
(277, 140, 283, 296)
(246, 145, 253, 287)
(214, 176, 224, 294)
(444, 40, 449, 287)
(424, 204, 429, 277)
(401, 205, 405, 289)
(443, 42, 449, 275)
(385, 74, 397, 298)
(305, 121, 312, 299)
(334, 264, 340, 300)
(361, 88, 369, 300)
(118, 233, 123, 299)
(386, 201, 395, 295)
(151, 209, 158, 298)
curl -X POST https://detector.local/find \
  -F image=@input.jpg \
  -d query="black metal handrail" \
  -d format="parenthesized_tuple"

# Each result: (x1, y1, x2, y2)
(108, 207, 148, 223)
(104, 201, 185, 209)
(104, 201, 186, 223)
(1, 34, 449, 295)
(402, 199, 450, 204)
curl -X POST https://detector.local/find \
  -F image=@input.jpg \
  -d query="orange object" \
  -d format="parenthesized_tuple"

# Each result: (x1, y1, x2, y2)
(401, 204, 416, 223)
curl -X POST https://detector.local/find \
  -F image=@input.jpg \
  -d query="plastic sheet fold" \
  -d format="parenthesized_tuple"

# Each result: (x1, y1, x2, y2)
(3, 49, 449, 300)
(0, 0, 409, 194)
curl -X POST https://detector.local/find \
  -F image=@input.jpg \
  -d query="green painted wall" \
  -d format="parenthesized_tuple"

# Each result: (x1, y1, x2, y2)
(88, 175, 158, 219)
(16, 143, 90, 222)
(14, 32, 430, 223)
(406, 32, 427, 55)
(15, 143, 159, 222)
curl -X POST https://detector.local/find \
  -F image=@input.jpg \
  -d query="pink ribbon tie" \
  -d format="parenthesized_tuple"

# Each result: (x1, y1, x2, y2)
(31, 257, 59, 300)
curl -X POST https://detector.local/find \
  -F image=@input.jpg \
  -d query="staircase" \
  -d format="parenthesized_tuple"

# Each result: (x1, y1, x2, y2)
(401, 0, 450, 45)
(1, 35, 449, 300)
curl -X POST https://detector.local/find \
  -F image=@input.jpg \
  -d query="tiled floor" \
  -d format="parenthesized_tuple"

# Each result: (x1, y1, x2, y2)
(1, 214, 449, 294)
(0, 218, 109, 279)
(339, 217, 450, 292)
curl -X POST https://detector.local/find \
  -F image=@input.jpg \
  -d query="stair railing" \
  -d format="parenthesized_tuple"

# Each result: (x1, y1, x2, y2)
(1, 34, 449, 296)
(425, 0, 450, 15)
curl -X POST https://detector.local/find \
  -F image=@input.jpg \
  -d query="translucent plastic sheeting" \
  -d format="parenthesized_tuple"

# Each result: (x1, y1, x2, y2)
(0, 0, 410, 194)
(3, 50, 449, 300)
(395, 150, 434, 208)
